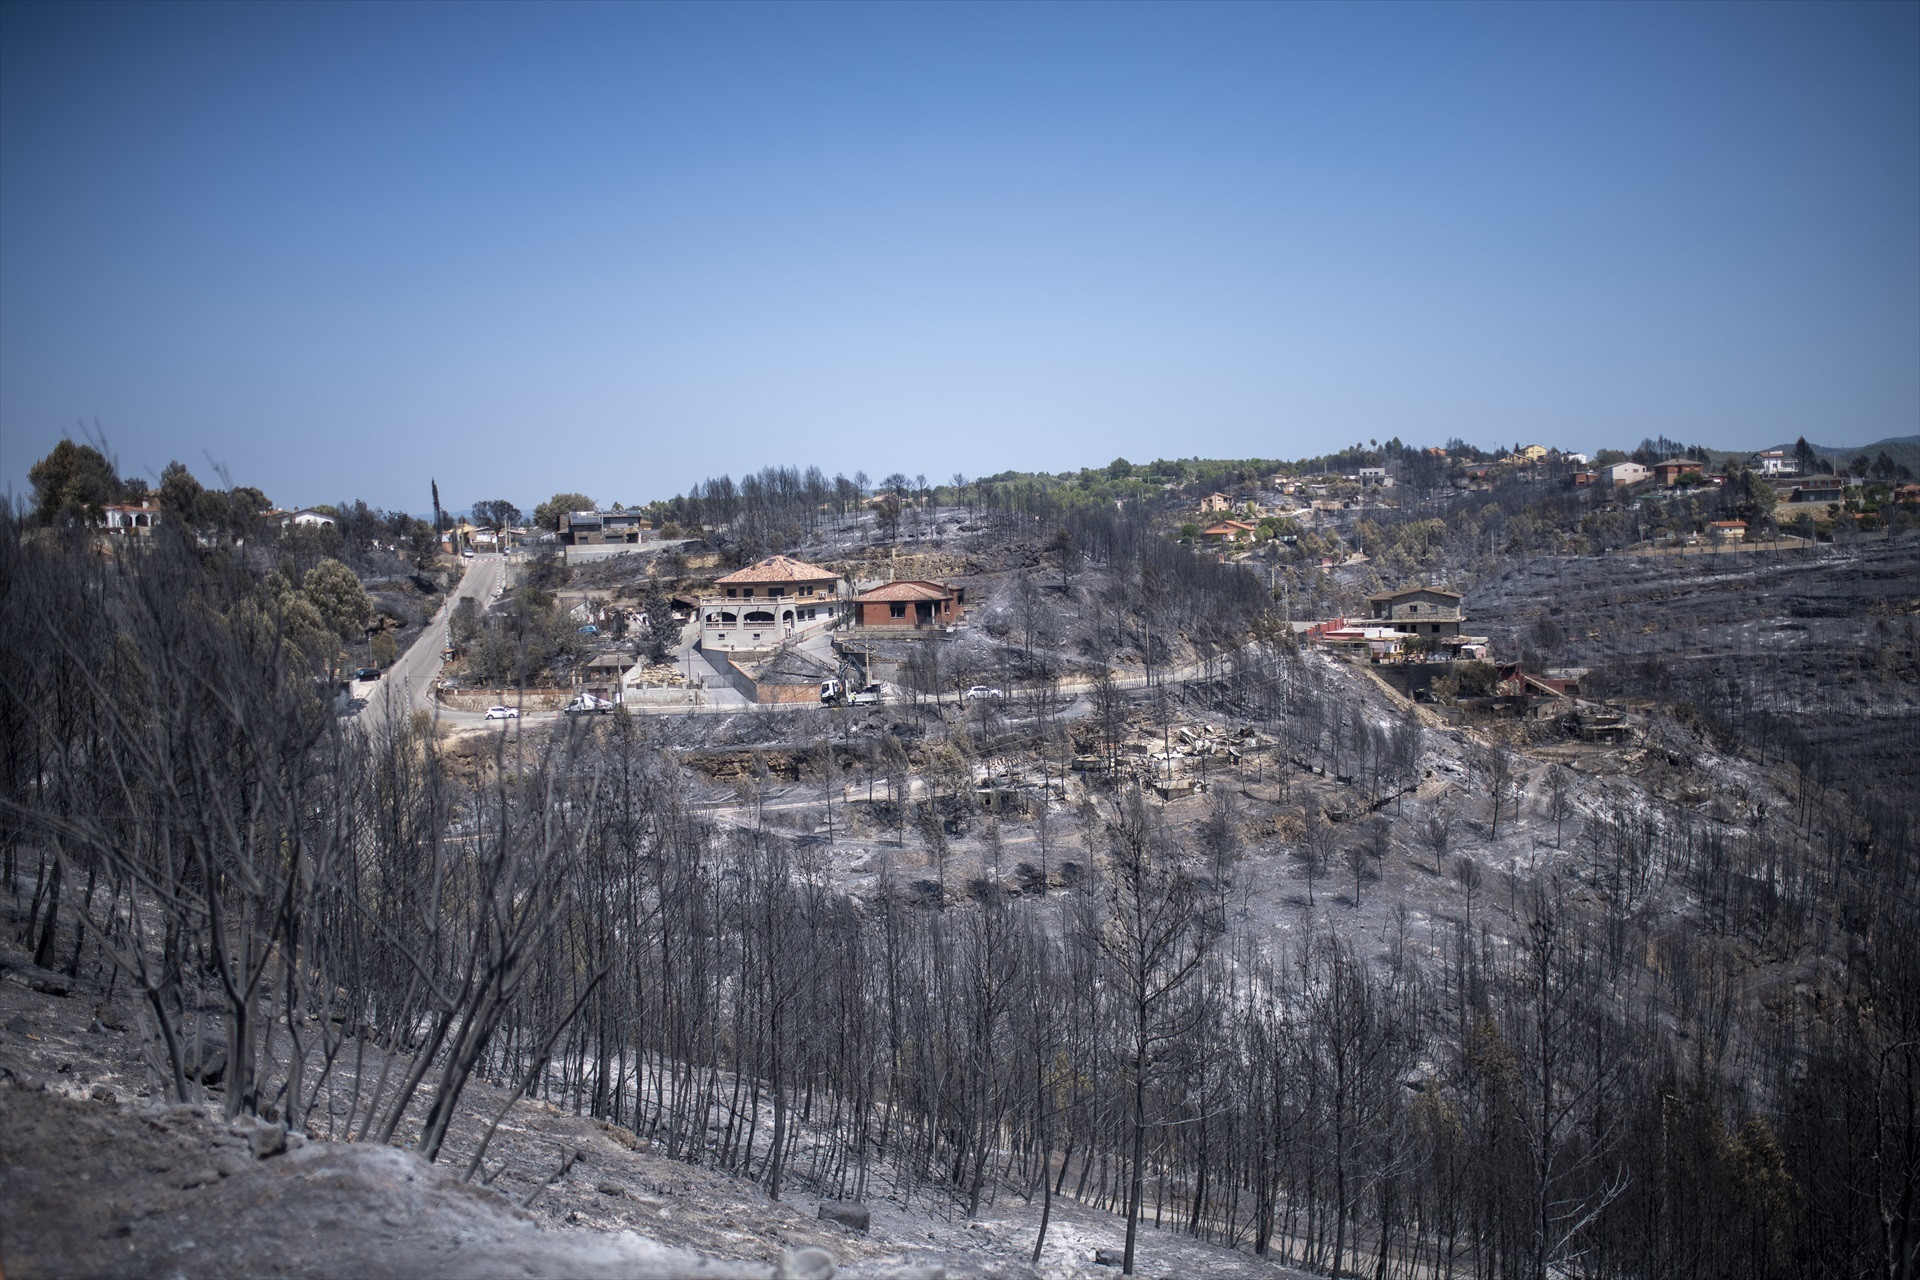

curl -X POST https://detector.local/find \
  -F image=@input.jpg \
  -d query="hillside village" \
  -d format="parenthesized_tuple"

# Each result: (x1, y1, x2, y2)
(6, 433, 1920, 1280)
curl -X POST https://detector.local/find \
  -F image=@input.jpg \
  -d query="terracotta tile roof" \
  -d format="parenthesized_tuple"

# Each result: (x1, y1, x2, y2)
(713, 555, 840, 585)
(855, 580, 953, 602)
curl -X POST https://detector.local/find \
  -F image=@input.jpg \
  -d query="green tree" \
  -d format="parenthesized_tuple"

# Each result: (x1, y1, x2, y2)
(157, 461, 205, 522)
(472, 499, 521, 533)
(533, 492, 595, 531)
(397, 516, 440, 566)
(303, 558, 370, 644)
(28, 440, 122, 524)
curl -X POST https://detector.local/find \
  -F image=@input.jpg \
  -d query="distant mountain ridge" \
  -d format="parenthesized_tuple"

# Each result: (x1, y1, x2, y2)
(1787, 435, 1920, 478)
(1781, 434, 1920, 457)
(1698, 434, 1919, 477)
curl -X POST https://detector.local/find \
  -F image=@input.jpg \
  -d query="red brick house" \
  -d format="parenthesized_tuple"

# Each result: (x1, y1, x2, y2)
(1652, 458, 1705, 485)
(851, 580, 964, 628)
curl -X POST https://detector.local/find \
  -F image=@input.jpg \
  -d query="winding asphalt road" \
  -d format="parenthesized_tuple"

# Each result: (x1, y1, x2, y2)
(353, 554, 506, 734)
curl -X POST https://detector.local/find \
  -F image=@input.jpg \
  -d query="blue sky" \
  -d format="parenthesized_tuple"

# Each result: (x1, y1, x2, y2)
(2, 2, 1915, 514)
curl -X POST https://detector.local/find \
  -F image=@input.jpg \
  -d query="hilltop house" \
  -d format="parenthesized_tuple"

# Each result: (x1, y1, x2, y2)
(561, 509, 654, 546)
(698, 555, 846, 654)
(1365, 586, 1464, 638)
(102, 501, 157, 535)
(1751, 450, 1798, 476)
(1603, 462, 1650, 487)
(1199, 492, 1233, 514)
(1652, 458, 1704, 485)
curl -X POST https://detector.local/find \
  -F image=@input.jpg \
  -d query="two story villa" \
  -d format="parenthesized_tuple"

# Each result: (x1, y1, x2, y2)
(698, 555, 847, 653)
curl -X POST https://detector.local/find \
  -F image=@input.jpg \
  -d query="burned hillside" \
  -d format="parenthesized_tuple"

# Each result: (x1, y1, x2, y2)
(6, 480, 1920, 1280)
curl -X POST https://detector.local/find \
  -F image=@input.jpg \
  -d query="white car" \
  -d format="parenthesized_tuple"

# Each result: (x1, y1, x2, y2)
(963, 685, 1005, 700)
(484, 705, 519, 721)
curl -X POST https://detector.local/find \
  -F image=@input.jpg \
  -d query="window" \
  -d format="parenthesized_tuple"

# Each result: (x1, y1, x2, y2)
(726, 588, 738, 598)
(890, 602, 906, 619)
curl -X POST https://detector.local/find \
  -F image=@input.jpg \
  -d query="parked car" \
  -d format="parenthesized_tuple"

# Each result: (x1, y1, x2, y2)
(577, 625, 599, 636)
(352, 667, 381, 682)
(484, 705, 519, 721)
(461, 549, 475, 559)
(964, 685, 1005, 700)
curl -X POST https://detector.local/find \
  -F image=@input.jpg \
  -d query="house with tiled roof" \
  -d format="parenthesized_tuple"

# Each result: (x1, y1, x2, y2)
(698, 556, 848, 654)
(851, 580, 965, 629)
(1199, 520, 1257, 545)
(102, 501, 157, 536)
(712, 555, 839, 590)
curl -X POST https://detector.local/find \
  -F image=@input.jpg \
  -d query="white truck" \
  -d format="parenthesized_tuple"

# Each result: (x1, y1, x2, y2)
(563, 692, 615, 715)
(820, 679, 883, 706)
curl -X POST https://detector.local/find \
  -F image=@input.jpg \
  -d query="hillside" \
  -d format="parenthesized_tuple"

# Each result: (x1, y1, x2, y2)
(7, 480, 1920, 1280)
(1773, 433, 1919, 475)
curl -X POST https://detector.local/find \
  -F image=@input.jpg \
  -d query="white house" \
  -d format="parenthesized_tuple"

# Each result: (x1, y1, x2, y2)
(290, 509, 337, 528)
(102, 502, 157, 535)
(1602, 462, 1649, 487)
(1751, 450, 1799, 476)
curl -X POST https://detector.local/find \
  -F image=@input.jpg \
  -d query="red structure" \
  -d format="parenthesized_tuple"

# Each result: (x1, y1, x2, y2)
(852, 580, 964, 628)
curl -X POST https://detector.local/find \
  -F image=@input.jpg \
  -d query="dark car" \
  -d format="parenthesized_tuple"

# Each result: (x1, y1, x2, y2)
(353, 667, 381, 681)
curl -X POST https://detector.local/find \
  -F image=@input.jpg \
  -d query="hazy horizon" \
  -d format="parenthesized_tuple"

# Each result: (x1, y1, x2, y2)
(4, 2, 1915, 514)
